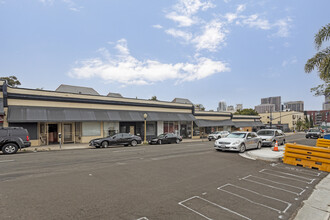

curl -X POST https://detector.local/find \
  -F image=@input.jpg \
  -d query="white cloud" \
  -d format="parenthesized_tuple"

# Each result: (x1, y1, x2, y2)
(193, 20, 227, 51)
(282, 56, 297, 67)
(69, 39, 230, 85)
(273, 17, 292, 37)
(166, 0, 215, 27)
(241, 14, 271, 30)
(38, 0, 81, 11)
(224, 4, 246, 23)
(165, 29, 192, 41)
(152, 24, 163, 29)
(166, 12, 196, 27)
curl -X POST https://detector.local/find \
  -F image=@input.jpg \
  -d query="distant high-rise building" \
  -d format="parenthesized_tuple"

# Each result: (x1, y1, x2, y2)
(217, 101, 227, 112)
(236, 104, 243, 111)
(261, 96, 281, 112)
(255, 104, 275, 114)
(323, 95, 330, 110)
(226, 105, 235, 112)
(284, 101, 304, 112)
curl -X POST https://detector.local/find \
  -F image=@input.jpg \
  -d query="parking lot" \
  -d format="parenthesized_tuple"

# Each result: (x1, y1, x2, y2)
(0, 133, 327, 219)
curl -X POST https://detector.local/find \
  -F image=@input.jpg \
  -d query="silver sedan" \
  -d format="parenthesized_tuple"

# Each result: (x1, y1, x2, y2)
(214, 132, 262, 153)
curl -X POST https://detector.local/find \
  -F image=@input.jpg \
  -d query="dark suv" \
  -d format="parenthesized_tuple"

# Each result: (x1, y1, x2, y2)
(0, 127, 31, 154)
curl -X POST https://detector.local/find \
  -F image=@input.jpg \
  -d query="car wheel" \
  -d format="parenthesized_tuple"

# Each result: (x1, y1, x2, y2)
(208, 138, 211, 141)
(158, 140, 162, 145)
(2, 143, 19, 154)
(101, 141, 109, 148)
(131, 140, 137, 147)
(176, 139, 180, 144)
(239, 144, 246, 153)
(257, 142, 261, 149)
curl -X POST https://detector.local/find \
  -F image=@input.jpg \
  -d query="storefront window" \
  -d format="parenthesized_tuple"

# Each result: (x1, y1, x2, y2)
(193, 122, 200, 136)
(104, 122, 116, 137)
(146, 122, 156, 136)
(82, 122, 101, 136)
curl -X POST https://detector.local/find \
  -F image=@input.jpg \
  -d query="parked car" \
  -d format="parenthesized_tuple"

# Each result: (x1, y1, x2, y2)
(0, 127, 31, 154)
(306, 129, 323, 139)
(208, 131, 230, 141)
(257, 129, 286, 146)
(214, 132, 262, 153)
(148, 133, 181, 145)
(89, 133, 142, 148)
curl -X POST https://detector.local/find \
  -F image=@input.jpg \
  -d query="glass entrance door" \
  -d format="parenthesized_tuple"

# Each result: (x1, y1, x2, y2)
(63, 123, 73, 143)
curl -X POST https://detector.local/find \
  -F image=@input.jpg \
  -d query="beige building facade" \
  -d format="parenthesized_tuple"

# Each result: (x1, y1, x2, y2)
(259, 111, 304, 130)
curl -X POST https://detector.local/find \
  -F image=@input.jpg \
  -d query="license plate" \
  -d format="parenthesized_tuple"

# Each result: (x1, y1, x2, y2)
(221, 144, 226, 148)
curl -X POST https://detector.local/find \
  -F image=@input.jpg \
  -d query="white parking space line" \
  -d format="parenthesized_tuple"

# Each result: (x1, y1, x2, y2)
(0, 160, 15, 163)
(136, 217, 149, 220)
(241, 175, 305, 196)
(217, 184, 292, 213)
(113, 148, 145, 153)
(272, 163, 322, 176)
(260, 169, 315, 184)
(179, 196, 251, 220)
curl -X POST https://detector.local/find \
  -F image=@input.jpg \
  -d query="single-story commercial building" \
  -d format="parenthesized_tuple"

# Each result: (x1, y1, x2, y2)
(0, 80, 264, 146)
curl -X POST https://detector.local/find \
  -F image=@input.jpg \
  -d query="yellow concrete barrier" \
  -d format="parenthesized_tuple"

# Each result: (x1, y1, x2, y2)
(316, 138, 330, 148)
(283, 143, 330, 172)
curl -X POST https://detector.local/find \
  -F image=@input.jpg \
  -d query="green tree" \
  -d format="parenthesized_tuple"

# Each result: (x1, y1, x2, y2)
(305, 23, 330, 96)
(310, 117, 314, 127)
(234, 108, 259, 115)
(0, 76, 21, 87)
(296, 119, 303, 131)
(150, 96, 158, 101)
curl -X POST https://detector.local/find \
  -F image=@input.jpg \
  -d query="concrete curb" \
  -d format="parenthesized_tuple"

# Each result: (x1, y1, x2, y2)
(239, 146, 285, 162)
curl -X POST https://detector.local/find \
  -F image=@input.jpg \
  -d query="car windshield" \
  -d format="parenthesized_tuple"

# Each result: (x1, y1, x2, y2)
(309, 129, 319, 132)
(257, 130, 274, 136)
(157, 134, 166, 138)
(211, 132, 220, 134)
(226, 133, 246, 138)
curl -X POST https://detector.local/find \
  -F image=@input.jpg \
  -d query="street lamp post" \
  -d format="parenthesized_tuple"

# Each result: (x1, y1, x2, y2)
(143, 113, 148, 144)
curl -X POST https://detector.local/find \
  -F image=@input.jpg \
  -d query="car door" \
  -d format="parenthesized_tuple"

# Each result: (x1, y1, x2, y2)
(246, 133, 254, 149)
(112, 133, 123, 145)
(274, 131, 281, 144)
(251, 132, 259, 148)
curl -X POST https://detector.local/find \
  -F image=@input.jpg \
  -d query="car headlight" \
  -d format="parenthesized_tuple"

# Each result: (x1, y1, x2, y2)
(233, 140, 241, 145)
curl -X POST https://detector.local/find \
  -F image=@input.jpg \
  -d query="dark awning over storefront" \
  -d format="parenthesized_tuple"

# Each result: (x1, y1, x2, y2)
(7, 106, 195, 123)
(195, 119, 234, 128)
(233, 121, 264, 127)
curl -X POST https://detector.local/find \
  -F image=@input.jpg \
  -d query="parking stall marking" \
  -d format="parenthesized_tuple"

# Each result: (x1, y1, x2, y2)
(241, 175, 306, 196)
(217, 184, 292, 214)
(271, 163, 322, 177)
(179, 196, 251, 220)
(136, 217, 149, 220)
(259, 169, 315, 184)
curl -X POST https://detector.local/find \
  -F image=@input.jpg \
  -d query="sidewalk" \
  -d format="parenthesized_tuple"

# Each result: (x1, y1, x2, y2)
(21, 138, 206, 153)
(294, 173, 330, 220)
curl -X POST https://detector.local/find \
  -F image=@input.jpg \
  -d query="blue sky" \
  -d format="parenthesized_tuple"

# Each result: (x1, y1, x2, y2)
(0, 0, 329, 111)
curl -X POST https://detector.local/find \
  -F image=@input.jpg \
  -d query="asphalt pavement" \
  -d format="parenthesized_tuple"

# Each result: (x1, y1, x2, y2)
(0, 133, 328, 220)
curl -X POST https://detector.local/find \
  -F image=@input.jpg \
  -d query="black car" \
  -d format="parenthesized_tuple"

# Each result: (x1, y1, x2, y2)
(89, 133, 142, 148)
(0, 127, 31, 154)
(148, 133, 182, 145)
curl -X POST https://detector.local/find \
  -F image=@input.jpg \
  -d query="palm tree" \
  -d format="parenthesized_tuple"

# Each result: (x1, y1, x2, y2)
(305, 23, 330, 96)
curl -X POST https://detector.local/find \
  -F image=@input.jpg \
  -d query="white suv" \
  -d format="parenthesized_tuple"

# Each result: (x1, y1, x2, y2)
(208, 131, 230, 141)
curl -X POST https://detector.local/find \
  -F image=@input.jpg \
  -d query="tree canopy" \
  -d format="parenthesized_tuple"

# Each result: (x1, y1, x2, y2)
(234, 108, 259, 115)
(150, 96, 158, 101)
(305, 23, 330, 96)
(0, 76, 21, 87)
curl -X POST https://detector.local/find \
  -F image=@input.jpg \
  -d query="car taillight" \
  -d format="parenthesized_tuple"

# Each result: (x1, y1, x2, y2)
(26, 136, 30, 141)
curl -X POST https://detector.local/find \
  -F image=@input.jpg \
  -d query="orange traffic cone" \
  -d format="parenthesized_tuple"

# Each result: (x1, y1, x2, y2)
(273, 141, 279, 151)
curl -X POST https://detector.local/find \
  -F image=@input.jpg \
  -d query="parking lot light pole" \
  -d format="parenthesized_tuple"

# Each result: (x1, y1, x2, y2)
(144, 113, 148, 144)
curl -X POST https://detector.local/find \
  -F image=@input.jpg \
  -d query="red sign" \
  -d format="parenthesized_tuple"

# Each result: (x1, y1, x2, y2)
(0, 115, 3, 123)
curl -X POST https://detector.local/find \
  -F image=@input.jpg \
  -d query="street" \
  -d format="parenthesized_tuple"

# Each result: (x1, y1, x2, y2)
(0, 133, 327, 220)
